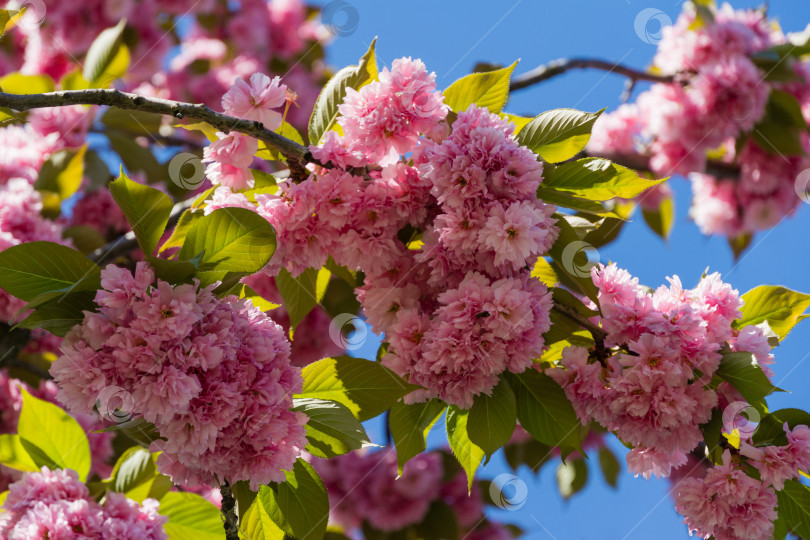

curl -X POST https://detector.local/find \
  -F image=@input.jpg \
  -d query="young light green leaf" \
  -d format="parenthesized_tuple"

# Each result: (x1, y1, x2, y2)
(109, 447, 157, 493)
(642, 194, 675, 240)
(292, 398, 373, 458)
(716, 351, 777, 404)
(275, 267, 318, 329)
(516, 108, 603, 163)
(467, 378, 516, 459)
(109, 171, 173, 256)
(737, 285, 810, 340)
(777, 480, 810, 539)
(159, 492, 224, 540)
(0, 434, 39, 472)
(298, 356, 418, 421)
(308, 39, 377, 144)
(389, 400, 446, 474)
(240, 491, 287, 539)
(254, 459, 329, 540)
(446, 406, 485, 492)
(0, 73, 55, 94)
(83, 19, 127, 85)
(507, 370, 582, 452)
(598, 447, 620, 488)
(35, 145, 87, 201)
(556, 458, 588, 499)
(18, 388, 91, 481)
(442, 62, 517, 114)
(0, 241, 100, 302)
(543, 157, 666, 201)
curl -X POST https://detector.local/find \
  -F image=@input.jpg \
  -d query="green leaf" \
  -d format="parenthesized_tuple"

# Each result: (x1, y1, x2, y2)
(101, 108, 164, 137)
(443, 62, 516, 114)
(598, 447, 620, 488)
(145, 256, 197, 285)
(0, 73, 54, 94)
(507, 370, 582, 452)
(179, 207, 277, 285)
(389, 400, 446, 474)
(105, 130, 163, 183)
(753, 121, 804, 156)
(0, 434, 39, 472)
(292, 397, 373, 458)
(767, 89, 808, 130)
(716, 351, 777, 404)
(275, 267, 318, 329)
(299, 356, 417, 421)
(414, 501, 459, 540)
(544, 158, 666, 201)
(159, 492, 224, 540)
(17, 290, 96, 336)
(35, 145, 87, 202)
(556, 458, 588, 499)
(642, 194, 675, 240)
(18, 388, 91, 481)
(258, 122, 306, 161)
(0, 241, 100, 302)
(159, 209, 201, 254)
(96, 417, 162, 447)
(0, 9, 17, 36)
(737, 285, 810, 340)
(516, 109, 603, 163)
(308, 39, 377, 144)
(83, 19, 127, 85)
(109, 447, 157, 493)
(547, 215, 599, 304)
(446, 406, 485, 491)
(467, 378, 516, 459)
(700, 407, 723, 459)
(753, 408, 810, 446)
(777, 480, 810, 539)
(254, 458, 329, 540)
(109, 171, 172, 256)
(536, 186, 616, 217)
(240, 491, 287, 539)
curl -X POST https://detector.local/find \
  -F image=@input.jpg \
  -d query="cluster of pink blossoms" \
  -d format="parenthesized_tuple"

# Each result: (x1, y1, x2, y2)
(312, 450, 511, 539)
(550, 263, 772, 479)
(0, 467, 166, 540)
(204, 57, 558, 407)
(51, 262, 307, 489)
(587, 3, 810, 238)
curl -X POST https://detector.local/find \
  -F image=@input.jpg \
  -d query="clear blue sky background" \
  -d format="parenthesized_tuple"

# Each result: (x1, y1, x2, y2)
(313, 1, 810, 538)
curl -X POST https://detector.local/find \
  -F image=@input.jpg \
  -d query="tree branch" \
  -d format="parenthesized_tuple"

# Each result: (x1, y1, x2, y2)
(582, 150, 741, 179)
(508, 58, 675, 91)
(220, 481, 240, 540)
(0, 89, 319, 166)
(551, 303, 607, 343)
(89, 197, 194, 264)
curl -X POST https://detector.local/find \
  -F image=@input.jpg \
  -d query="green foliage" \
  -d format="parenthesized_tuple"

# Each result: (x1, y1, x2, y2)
(0, 72, 54, 94)
(35, 145, 87, 203)
(0, 434, 39, 472)
(446, 406, 485, 491)
(308, 39, 377, 144)
(753, 408, 810, 446)
(556, 458, 588, 499)
(716, 351, 778, 405)
(777, 480, 810, 539)
(736, 285, 810, 340)
(108, 447, 171, 502)
(642, 193, 675, 241)
(442, 62, 517, 114)
(506, 370, 582, 454)
(110, 171, 173, 256)
(159, 492, 224, 540)
(292, 397, 373, 458)
(16, 290, 96, 336)
(467, 378, 516, 460)
(83, 19, 128, 86)
(542, 158, 666, 201)
(598, 447, 620, 488)
(275, 267, 319, 329)
(17, 389, 91, 481)
(389, 400, 446, 474)
(516, 108, 603, 163)
(298, 355, 418, 421)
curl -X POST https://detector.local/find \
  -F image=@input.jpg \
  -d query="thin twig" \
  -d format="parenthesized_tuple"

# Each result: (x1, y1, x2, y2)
(510, 58, 675, 91)
(220, 481, 240, 540)
(551, 303, 607, 343)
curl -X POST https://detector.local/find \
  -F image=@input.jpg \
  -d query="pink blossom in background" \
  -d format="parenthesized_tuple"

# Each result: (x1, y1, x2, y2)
(221, 73, 288, 129)
(51, 262, 307, 489)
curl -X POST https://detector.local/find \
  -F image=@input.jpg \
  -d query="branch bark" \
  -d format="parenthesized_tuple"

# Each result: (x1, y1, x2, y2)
(551, 303, 607, 343)
(0, 89, 318, 166)
(220, 481, 240, 540)
(509, 58, 675, 91)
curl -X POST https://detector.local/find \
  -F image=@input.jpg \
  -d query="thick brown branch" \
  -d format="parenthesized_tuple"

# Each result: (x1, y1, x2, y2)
(509, 58, 675, 90)
(220, 481, 240, 540)
(0, 89, 319, 166)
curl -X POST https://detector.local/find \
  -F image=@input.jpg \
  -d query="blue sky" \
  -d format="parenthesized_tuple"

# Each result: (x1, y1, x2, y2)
(316, 1, 810, 538)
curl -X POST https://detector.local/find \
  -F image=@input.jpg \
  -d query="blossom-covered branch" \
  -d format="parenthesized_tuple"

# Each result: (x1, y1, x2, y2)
(506, 58, 676, 90)
(0, 90, 317, 166)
